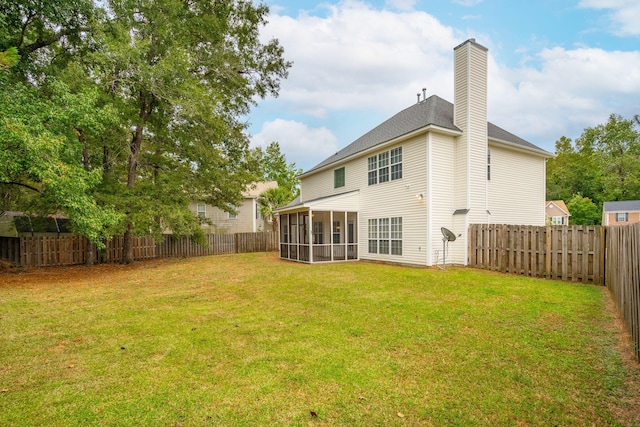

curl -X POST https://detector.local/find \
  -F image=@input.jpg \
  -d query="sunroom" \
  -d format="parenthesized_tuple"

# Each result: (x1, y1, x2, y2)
(277, 191, 359, 263)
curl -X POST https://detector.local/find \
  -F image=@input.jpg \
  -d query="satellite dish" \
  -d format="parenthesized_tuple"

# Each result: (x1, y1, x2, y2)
(441, 227, 457, 242)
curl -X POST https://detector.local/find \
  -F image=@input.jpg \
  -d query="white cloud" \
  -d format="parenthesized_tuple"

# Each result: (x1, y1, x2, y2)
(254, 0, 640, 163)
(489, 47, 640, 145)
(251, 119, 339, 170)
(263, 1, 459, 116)
(578, 0, 640, 36)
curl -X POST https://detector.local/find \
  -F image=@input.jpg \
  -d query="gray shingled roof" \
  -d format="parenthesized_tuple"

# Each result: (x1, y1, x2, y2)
(603, 200, 640, 212)
(304, 94, 551, 174)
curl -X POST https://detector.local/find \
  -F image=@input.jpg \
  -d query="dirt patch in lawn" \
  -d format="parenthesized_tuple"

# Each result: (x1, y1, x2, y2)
(0, 258, 179, 290)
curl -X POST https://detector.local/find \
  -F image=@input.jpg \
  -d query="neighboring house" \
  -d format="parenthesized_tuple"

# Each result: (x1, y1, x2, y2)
(190, 181, 278, 234)
(602, 200, 640, 226)
(0, 211, 72, 237)
(276, 39, 552, 266)
(545, 200, 571, 225)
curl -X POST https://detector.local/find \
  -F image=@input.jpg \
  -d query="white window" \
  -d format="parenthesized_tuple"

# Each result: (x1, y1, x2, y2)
(368, 219, 378, 253)
(197, 203, 206, 218)
(391, 217, 402, 255)
(367, 156, 377, 185)
(228, 205, 238, 219)
(368, 217, 402, 255)
(487, 149, 491, 180)
(368, 147, 402, 186)
(616, 212, 629, 222)
(390, 147, 402, 180)
(551, 216, 564, 225)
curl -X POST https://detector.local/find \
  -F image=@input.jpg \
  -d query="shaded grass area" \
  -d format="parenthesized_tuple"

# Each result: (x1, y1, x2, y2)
(0, 253, 637, 426)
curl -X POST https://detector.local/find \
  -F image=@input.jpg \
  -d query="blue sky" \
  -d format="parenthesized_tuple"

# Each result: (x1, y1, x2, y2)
(247, 0, 640, 171)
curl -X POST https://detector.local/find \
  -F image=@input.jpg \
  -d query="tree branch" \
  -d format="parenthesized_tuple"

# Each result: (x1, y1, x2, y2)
(0, 181, 43, 194)
(18, 27, 91, 56)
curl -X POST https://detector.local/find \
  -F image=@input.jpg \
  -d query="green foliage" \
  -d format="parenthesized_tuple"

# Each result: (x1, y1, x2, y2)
(0, 76, 122, 246)
(566, 193, 601, 225)
(547, 114, 640, 205)
(0, 0, 291, 258)
(0, 47, 19, 69)
(257, 141, 302, 197)
(258, 186, 294, 233)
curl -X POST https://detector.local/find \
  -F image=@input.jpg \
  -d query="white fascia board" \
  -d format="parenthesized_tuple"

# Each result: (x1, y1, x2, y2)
(299, 125, 463, 179)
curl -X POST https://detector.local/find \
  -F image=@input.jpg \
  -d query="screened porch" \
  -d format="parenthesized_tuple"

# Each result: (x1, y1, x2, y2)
(279, 210, 358, 263)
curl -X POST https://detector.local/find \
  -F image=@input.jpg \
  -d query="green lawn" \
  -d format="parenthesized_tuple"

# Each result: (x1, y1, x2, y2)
(0, 253, 637, 426)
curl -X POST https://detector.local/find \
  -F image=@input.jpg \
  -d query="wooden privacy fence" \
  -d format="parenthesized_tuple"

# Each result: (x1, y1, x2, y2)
(0, 232, 277, 268)
(605, 223, 640, 362)
(469, 224, 605, 284)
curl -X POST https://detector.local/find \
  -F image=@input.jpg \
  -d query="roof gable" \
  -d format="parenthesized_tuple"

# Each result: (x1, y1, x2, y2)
(304, 95, 551, 175)
(546, 200, 570, 215)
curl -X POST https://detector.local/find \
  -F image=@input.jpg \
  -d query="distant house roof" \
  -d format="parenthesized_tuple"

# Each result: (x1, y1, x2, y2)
(603, 200, 640, 212)
(243, 181, 278, 198)
(303, 95, 552, 175)
(546, 200, 570, 215)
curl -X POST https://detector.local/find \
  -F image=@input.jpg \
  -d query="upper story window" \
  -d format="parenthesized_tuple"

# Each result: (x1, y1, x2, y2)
(487, 149, 491, 180)
(228, 204, 238, 219)
(334, 167, 345, 188)
(368, 147, 402, 186)
(197, 203, 206, 218)
(616, 212, 629, 222)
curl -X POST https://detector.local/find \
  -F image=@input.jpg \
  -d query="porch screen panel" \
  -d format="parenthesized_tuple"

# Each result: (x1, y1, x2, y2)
(290, 214, 298, 244)
(313, 221, 323, 244)
(281, 215, 289, 243)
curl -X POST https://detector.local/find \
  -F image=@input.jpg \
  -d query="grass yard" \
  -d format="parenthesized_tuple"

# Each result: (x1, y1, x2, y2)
(1, 253, 639, 426)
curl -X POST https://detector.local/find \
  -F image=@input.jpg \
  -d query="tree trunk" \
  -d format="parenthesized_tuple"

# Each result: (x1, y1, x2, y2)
(122, 91, 153, 264)
(122, 127, 143, 264)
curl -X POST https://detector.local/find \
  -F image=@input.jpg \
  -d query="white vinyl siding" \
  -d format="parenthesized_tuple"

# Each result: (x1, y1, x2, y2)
(358, 136, 426, 265)
(429, 133, 459, 264)
(301, 162, 363, 203)
(488, 144, 547, 226)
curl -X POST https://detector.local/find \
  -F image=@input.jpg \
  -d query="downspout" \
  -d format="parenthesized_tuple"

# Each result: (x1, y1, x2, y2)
(426, 132, 433, 266)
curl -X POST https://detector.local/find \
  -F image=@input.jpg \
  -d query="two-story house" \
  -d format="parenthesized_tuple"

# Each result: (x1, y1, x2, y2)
(276, 39, 552, 266)
(602, 200, 640, 226)
(545, 200, 571, 225)
(191, 181, 278, 234)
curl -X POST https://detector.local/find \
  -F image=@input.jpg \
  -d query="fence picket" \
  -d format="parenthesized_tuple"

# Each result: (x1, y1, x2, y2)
(0, 232, 277, 268)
